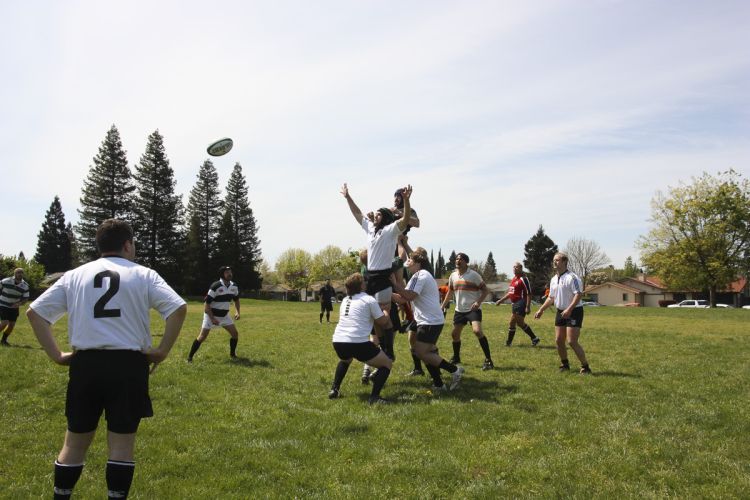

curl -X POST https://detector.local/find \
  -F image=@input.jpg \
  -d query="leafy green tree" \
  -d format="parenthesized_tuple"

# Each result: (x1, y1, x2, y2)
(275, 248, 313, 295)
(132, 130, 185, 288)
(0, 255, 45, 292)
(524, 225, 558, 298)
(34, 196, 73, 273)
(638, 170, 750, 306)
(483, 251, 498, 282)
(76, 125, 135, 261)
(219, 163, 262, 290)
(310, 245, 350, 281)
(184, 160, 223, 294)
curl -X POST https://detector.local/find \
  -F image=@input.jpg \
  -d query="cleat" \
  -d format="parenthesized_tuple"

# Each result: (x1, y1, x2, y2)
(449, 366, 465, 390)
(1, 340, 10, 347)
(531, 337, 541, 347)
(431, 384, 448, 393)
(448, 356, 461, 365)
(580, 366, 592, 374)
(481, 360, 494, 371)
(406, 369, 425, 377)
(368, 396, 389, 405)
(505, 341, 512, 347)
(186, 357, 193, 363)
(328, 388, 340, 399)
(559, 364, 570, 372)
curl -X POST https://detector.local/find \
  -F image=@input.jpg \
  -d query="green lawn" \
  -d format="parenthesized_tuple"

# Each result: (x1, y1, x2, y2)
(2, 301, 749, 498)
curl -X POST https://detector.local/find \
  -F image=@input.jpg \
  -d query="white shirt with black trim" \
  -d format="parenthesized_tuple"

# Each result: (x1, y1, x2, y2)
(332, 292, 384, 343)
(550, 270, 583, 310)
(0, 277, 30, 307)
(406, 269, 445, 326)
(205, 279, 239, 317)
(29, 256, 186, 351)
(361, 217, 402, 271)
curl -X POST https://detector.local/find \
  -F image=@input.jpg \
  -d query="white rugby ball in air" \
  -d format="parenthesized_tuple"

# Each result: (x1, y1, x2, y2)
(207, 137, 233, 157)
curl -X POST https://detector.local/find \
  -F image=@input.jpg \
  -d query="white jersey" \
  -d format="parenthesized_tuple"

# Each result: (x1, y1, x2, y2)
(550, 270, 583, 310)
(406, 269, 445, 326)
(205, 279, 239, 317)
(29, 256, 186, 351)
(332, 292, 384, 343)
(361, 217, 401, 271)
(448, 268, 485, 313)
(0, 277, 30, 307)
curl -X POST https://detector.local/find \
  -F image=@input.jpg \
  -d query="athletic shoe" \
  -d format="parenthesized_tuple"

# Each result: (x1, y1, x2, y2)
(505, 341, 512, 347)
(449, 366, 465, 390)
(186, 357, 193, 363)
(1, 340, 9, 347)
(580, 366, 592, 374)
(449, 356, 461, 365)
(559, 364, 570, 372)
(481, 359, 494, 371)
(431, 384, 448, 393)
(328, 388, 340, 399)
(406, 369, 425, 377)
(368, 396, 389, 405)
(531, 337, 541, 347)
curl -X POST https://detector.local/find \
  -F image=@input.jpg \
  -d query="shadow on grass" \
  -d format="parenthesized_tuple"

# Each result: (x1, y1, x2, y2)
(1, 343, 37, 350)
(512, 344, 557, 350)
(593, 370, 642, 378)
(370, 378, 519, 405)
(228, 356, 272, 368)
(496, 365, 534, 372)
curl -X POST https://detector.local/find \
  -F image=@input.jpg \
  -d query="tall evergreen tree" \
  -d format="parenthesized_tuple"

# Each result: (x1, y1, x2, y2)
(483, 251, 498, 282)
(76, 125, 135, 261)
(218, 163, 262, 290)
(132, 130, 186, 288)
(34, 196, 73, 273)
(523, 225, 558, 298)
(185, 160, 223, 294)
(435, 249, 446, 278)
(447, 250, 457, 273)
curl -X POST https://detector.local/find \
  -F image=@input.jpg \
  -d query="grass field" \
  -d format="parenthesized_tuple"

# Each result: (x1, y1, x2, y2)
(2, 301, 749, 499)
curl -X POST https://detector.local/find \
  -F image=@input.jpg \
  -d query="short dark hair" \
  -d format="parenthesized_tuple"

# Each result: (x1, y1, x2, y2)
(96, 219, 133, 254)
(456, 252, 469, 263)
(345, 273, 364, 296)
(219, 266, 232, 277)
(409, 251, 430, 268)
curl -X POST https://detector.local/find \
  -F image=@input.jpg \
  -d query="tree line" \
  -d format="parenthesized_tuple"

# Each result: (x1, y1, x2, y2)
(32, 125, 261, 295)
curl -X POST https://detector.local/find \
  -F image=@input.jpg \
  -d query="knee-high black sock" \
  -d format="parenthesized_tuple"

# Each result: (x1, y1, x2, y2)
(506, 328, 516, 344)
(1, 332, 10, 343)
(452, 341, 461, 359)
(439, 359, 458, 373)
(188, 339, 202, 359)
(371, 366, 391, 397)
(320, 312, 324, 323)
(411, 349, 423, 371)
(106, 460, 135, 499)
(229, 337, 238, 356)
(326, 311, 330, 322)
(521, 324, 537, 339)
(478, 335, 492, 361)
(332, 361, 350, 390)
(381, 328, 395, 360)
(425, 364, 443, 386)
(54, 461, 84, 499)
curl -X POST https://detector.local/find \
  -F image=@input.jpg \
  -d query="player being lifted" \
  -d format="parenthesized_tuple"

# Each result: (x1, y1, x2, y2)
(495, 262, 541, 347)
(187, 266, 242, 362)
(341, 183, 412, 362)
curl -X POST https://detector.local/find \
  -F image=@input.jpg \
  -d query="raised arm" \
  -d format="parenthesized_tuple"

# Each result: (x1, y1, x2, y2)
(396, 185, 412, 233)
(341, 183, 364, 224)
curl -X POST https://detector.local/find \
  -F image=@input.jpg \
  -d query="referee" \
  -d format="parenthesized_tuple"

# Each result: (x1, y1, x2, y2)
(27, 219, 187, 499)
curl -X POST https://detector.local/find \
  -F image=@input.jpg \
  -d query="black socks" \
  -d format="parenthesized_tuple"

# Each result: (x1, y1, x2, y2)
(54, 461, 83, 499)
(106, 460, 135, 499)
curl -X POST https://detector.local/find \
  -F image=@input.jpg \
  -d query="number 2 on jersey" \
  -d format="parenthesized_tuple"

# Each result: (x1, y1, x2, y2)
(93, 270, 121, 318)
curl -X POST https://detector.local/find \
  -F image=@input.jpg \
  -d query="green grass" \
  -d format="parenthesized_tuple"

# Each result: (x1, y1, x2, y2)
(2, 302, 749, 498)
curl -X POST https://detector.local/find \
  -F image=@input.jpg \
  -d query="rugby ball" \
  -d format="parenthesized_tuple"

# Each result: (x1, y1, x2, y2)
(207, 137, 233, 157)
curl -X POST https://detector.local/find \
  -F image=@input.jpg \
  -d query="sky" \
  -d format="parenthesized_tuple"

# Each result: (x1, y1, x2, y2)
(2, 0, 749, 277)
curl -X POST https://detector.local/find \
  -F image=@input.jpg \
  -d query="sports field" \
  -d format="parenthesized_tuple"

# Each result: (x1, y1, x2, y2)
(2, 301, 748, 498)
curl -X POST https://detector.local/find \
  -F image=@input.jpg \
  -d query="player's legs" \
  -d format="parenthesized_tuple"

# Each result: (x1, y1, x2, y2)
(515, 313, 540, 345)
(365, 350, 393, 403)
(187, 328, 211, 361)
(0, 320, 15, 345)
(320, 302, 325, 323)
(506, 314, 517, 346)
(415, 340, 461, 390)
(449, 323, 464, 364)
(407, 326, 424, 375)
(329, 357, 352, 398)
(471, 321, 494, 369)
(375, 299, 396, 360)
(223, 324, 240, 358)
(106, 432, 137, 498)
(555, 326, 570, 370)
(566, 327, 589, 368)
(54, 430, 95, 498)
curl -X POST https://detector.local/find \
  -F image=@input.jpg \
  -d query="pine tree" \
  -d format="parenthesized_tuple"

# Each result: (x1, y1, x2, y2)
(435, 249, 446, 278)
(523, 225, 558, 298)
(184, 160, 223, 294)
(447, 250, 457, 273)
(132, 130, 186, 288)
(34, 196, 73, 273)
(483, 251, 498, 282)
(76, 125, 135, 261)
(219, 163, 262, 290)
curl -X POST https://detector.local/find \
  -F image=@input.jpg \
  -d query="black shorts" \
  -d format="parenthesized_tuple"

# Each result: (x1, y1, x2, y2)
(416, 324, 444, 344)
(66, 350, 153, 434)
(0, 306, 19, 322)
(365, 269, 392, 296)
(453, 309, 482, 326)
(333, 342, 382, 362)
(406, 320, 418, 333)
(555, 307, 584, 328)
(321, 301, 333, 312)
(511, 300, 527, 316)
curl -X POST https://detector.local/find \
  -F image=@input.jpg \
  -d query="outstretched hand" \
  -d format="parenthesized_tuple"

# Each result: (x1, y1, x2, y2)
(400, 185, 413, 200)
(340, 183, 349, 198)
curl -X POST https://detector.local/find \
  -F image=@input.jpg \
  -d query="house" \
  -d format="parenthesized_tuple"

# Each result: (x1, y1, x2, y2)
(259, 283, 295, 301)
(584, 281, 646, 306)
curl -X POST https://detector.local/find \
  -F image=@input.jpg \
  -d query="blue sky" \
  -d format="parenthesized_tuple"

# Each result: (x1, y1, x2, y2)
(2, 0, 749, 275)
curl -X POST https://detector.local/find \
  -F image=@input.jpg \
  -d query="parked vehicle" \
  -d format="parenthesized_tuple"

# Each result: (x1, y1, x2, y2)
(667, 300, 709, 308)
(743, 305, 750, 310)
(581, 301, 602, 307)
(714, 303, 734, 308)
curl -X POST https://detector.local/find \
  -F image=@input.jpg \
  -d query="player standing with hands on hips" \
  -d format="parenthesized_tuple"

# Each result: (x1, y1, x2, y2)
(534, 252, 591, 374)
(26, 219, 187, 499)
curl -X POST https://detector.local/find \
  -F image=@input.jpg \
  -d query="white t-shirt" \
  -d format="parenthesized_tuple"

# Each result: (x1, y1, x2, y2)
(448, 268, 485, 313)
(361, 217, 401, 271)
(332, 292, 384, 343)
(550, 270, 583, 310)
(30, 256, 186, 351)
(406, 269, 445, 326)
